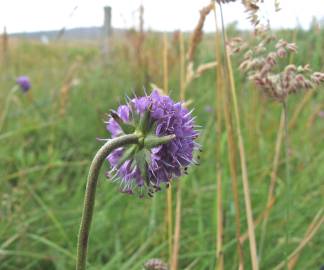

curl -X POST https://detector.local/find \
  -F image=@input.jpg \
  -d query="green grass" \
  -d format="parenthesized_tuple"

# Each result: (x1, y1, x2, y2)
(0, 26, 323, 270)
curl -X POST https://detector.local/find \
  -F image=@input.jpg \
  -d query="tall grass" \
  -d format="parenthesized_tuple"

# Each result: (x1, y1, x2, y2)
(162, 32, 173, 269)
(0, 11, 323, 270)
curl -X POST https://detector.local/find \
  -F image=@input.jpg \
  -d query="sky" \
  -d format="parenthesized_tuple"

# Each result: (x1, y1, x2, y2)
(0, 0, 323, 34)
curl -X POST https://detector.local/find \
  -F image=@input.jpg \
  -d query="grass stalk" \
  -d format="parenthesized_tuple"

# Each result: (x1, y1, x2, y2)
(274, 209, 324, 270)
(289, 90, 315, 129)
(179, 31, 185, 101)
(163, 32, 169, 95)
(214, 4, 244, 269)
(213, 5, 224, 270)
(282, 100, 291, 270)
(171, 31, 185, 270)
(163, 32, 173, 267)
(306, 104, 323, 128)
(240, 198, 276, 244)
(287, 208, 323, 269)
(171, 181, 182, 270)
(59, 61, 79, 116)
(219, 4, 259, 270)
(0, 86, 18, 132)
(259, 110, 284, 260)
(215, 169, 224, 270)
(260, 29, 299, 262)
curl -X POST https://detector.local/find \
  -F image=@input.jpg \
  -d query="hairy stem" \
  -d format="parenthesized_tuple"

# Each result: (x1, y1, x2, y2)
(76, 134, 139, 270)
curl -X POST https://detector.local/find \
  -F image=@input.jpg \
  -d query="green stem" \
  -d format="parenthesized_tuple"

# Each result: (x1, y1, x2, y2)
(0, 85, 18, 132)
(30, 99, 47, 120)
(283, 100, 291, 270)
(76, 134, 139, 270)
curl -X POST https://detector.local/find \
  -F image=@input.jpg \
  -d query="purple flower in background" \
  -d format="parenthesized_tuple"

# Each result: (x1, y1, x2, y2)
(106, 90, 199, 197)
(204, 105, 213, 113)
(318, 111, 324, 118)
(16, 76, 31, 92)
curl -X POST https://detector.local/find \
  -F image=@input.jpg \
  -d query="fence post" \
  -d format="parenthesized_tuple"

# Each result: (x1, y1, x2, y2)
(1, 26, 9, 66)
(102, 6, 112, 59)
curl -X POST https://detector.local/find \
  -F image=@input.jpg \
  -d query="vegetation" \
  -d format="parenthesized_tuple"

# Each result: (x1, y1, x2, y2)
(0, 8, 323, 270)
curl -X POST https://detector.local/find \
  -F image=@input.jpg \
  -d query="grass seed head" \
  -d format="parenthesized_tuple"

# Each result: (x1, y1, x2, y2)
(238, 29, 324, 102)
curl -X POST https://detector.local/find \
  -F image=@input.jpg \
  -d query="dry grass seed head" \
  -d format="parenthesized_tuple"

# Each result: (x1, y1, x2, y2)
(239, 32, 324, 102)
(187, 3, 214, 62)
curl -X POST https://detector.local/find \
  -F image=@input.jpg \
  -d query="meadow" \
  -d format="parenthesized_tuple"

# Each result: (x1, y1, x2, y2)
(0, 6, 324, 270)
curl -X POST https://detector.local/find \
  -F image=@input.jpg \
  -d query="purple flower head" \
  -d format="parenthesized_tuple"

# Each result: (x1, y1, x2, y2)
(16, 76, 31, 92)
(106, 90, 199, 197)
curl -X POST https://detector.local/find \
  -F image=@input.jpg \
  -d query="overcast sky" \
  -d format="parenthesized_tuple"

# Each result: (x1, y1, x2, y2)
(0, 0, 323, 33)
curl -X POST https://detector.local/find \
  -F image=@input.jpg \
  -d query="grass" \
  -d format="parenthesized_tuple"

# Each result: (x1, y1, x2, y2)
(0, 22, 324, 270)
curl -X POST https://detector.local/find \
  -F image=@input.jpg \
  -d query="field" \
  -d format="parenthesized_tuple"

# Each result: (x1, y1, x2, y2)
(0, 9, 324, 270)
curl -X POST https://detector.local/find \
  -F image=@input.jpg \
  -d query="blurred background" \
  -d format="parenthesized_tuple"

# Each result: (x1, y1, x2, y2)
(0, 0, 323, 269)
(1, 0, 324, 33)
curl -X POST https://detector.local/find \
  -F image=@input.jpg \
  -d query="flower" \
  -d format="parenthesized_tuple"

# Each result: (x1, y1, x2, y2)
(144, 258, 168, 270)
(318, 111, 324, 118)
(16, 76, 31, 92)
(106, 90, 199, 197)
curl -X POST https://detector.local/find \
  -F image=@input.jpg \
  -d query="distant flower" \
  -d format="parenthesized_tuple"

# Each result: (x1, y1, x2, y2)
(16, 76, 31, 92)
(144, 258, 168, 270)
(318, 111, 324, 118)
(106, 90, 199, 196)
(204, 105, 213, 113)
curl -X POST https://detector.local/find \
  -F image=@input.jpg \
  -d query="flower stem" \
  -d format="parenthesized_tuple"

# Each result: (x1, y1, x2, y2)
(76, 134, 139, 270)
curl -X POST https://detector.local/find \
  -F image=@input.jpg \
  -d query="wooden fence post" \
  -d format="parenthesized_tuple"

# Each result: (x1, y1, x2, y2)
(102, 6, 112, 59)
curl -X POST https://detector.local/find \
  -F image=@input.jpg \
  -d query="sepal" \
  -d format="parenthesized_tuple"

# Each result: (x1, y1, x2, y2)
(144, 134, 176, 149)
(110, 110, 135, 134)
(116, 144, 138, 169)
